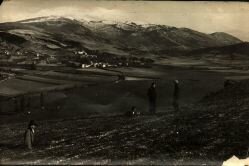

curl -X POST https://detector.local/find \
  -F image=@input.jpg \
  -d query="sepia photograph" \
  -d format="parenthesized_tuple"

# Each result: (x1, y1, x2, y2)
(0, 0, 249, 165)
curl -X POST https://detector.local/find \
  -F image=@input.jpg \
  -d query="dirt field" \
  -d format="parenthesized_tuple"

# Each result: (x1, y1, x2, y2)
(0, 65, 248, 165)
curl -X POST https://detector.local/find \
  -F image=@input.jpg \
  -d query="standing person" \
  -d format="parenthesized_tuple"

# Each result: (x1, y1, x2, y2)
(147, 82, 157, 114)
(173, 80, 180, 111)
(24, 120, 38, 150)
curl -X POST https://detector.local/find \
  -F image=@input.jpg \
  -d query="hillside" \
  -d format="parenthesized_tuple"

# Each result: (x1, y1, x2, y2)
(181, 80, 249, 159)
(0, 74, 248, 165)
(187, 42, 249, 58)
(210, 32, 242, 46)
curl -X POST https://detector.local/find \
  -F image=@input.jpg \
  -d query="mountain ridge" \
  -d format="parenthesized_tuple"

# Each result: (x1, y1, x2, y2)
(0, 16, 243, 61)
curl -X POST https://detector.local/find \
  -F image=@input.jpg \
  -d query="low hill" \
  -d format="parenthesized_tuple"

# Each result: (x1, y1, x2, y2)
(210, 32, 242, 46)
(187, 42, 249, 58)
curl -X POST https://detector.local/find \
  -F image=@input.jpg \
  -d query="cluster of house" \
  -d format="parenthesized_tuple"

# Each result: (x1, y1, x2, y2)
(0, 47, 153, 69)
(72, 50, 153, 69)
(81, 62, 117, 68)
(0, 47, 58, 65)
(67, 60, 117, 69)
(69, 50, 122, 68)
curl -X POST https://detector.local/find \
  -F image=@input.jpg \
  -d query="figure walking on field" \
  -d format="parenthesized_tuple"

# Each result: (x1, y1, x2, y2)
(173, 80, 180, 111)
(147, 82, 157, 114)
(24, 120, 38, 150)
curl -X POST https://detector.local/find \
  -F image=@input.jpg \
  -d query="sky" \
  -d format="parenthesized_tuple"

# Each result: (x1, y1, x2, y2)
(0, 0, 249, 41)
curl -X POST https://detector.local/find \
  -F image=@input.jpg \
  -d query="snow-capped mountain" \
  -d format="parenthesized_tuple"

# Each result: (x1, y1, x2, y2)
(0, 16, 243, 59)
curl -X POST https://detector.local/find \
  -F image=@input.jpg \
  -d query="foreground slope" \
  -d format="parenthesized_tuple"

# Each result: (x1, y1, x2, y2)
(0, 79, 248, 164)
(184, 80, 249, 159)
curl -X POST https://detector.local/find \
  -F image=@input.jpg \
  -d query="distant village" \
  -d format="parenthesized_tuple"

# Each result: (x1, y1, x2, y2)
(0, 42, 154, 70)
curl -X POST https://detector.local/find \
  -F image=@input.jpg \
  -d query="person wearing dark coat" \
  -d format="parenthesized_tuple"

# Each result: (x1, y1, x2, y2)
(24, 120, 37, 150)
(173, 80, 180, 111)
(125, 106, 140, 117)
(147, 82, 157, 114)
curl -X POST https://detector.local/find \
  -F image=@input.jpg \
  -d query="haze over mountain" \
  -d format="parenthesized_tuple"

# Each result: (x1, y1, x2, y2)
(0, 16, 243, 59)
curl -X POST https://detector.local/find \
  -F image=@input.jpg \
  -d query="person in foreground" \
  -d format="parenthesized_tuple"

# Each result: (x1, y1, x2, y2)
(173, 79, 180, 111)
(24, 120, 38, 150)
(147, 82, 157, 114)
